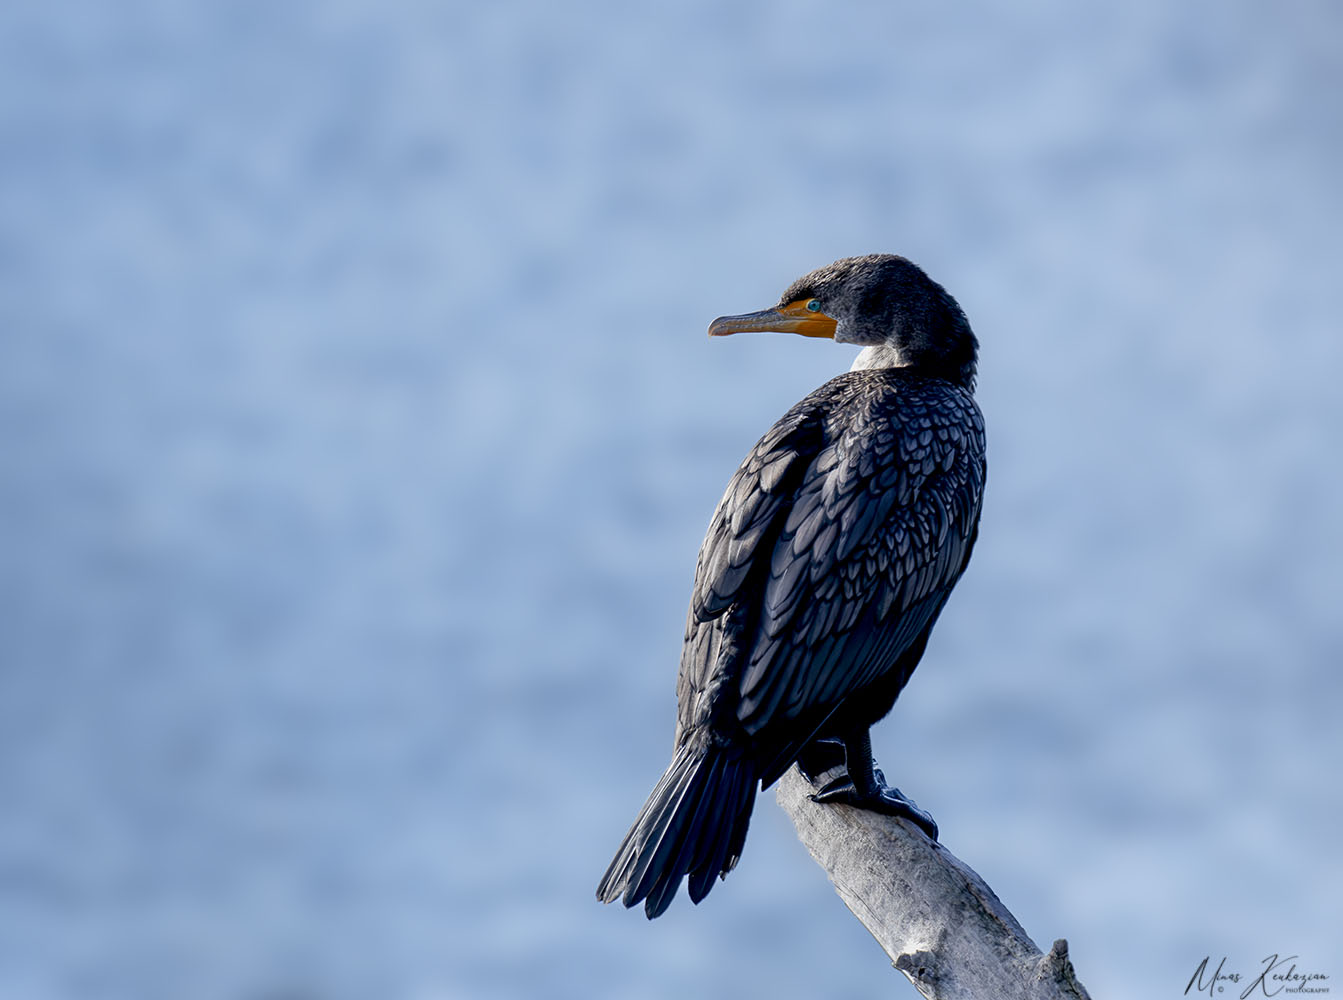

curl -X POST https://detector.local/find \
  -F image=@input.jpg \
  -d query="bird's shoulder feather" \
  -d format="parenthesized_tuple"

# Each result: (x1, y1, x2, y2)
(677, 370, 985, 741)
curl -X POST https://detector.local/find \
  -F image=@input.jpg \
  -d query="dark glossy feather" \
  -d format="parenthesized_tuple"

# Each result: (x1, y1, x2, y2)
(596, 742, 756, 918)
(678, 368, 985, 744)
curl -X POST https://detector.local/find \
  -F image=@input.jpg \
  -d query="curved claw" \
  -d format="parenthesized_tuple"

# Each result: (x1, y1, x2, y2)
(808, 774, 857, 802)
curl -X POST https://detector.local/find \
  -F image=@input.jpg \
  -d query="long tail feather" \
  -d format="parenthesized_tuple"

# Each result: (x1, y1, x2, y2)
(597, 743, 757, 918)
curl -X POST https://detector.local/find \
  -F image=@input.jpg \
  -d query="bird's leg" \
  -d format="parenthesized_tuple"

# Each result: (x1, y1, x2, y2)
(805, 726, 939, 841)
(796, 736, 847, 783)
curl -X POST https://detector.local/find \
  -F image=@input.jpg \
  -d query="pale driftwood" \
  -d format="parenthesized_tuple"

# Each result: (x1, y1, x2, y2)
(776, 767, 1092, 1000)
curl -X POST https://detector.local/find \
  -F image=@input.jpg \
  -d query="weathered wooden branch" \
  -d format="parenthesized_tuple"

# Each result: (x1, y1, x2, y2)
(776, 767, 1092, 1000)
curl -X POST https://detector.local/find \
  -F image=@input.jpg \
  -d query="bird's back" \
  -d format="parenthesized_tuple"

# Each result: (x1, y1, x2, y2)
(675, 368, 986, 772)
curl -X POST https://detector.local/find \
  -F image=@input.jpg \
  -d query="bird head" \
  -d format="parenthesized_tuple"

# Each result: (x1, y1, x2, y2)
(707, 254, 977, 388)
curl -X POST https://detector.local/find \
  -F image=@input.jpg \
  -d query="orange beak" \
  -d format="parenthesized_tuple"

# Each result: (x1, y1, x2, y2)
(707, 299, 838, 340)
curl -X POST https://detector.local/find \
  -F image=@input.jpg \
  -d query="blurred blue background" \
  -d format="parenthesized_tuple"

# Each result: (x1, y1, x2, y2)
(1, 1, 1340, 997)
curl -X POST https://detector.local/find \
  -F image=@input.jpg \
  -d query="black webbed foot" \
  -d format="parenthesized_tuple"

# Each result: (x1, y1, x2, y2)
(798, 728, 940, 841)
(808, 770, 939, 841)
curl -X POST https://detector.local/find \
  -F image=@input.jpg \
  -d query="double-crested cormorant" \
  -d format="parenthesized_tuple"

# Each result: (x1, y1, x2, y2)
(597, 254, 986, 919)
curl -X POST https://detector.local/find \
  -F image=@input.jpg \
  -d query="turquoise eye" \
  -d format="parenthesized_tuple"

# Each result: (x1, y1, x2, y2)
(806, 299, 822, 312)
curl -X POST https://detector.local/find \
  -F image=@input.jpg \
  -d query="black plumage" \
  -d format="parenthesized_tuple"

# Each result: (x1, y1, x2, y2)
(597, 255, 987, 918)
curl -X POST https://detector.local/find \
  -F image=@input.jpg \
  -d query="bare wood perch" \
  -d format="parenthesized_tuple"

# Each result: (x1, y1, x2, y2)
(776, 767, 1092, 1000)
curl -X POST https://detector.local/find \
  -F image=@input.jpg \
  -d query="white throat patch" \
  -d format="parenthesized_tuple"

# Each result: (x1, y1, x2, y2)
(849, 345, 906, 371)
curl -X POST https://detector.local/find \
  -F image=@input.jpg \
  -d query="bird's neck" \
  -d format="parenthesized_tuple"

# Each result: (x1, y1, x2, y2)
(849, 345, 906, 371)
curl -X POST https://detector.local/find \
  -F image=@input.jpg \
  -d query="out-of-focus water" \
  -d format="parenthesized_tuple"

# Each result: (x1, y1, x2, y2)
(1, 2, 1340, 997)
